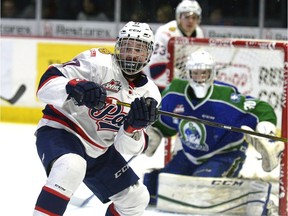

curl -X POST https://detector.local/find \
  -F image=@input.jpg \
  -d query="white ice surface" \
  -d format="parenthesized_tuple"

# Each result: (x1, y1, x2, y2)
(0, 122, 280, 215)
(0, 122, 183, 215)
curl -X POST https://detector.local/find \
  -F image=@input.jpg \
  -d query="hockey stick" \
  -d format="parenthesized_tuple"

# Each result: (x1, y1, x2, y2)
(107, 98, 288, 143)
(70, 155, 138, 208)
(0, 84, 26, 104)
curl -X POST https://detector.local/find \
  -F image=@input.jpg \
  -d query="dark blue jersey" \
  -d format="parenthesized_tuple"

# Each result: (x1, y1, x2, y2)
(154, 79, 277, 164)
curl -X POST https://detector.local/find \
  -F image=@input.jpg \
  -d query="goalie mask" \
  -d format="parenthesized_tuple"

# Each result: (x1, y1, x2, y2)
(186, 50, 215, 98)
(114, 21, 154, 77)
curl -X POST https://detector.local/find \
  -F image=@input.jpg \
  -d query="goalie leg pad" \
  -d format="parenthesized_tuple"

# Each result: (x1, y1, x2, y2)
(157, 173, 271, 216)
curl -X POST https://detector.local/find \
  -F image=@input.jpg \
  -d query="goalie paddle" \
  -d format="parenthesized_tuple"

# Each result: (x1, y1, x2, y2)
(106, 98, 288, 143)
(0, 84, 26, 104)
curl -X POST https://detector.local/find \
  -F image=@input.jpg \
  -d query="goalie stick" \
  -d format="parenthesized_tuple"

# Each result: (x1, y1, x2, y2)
(106, 98, 288, 143)
(0, 84, 26, 104)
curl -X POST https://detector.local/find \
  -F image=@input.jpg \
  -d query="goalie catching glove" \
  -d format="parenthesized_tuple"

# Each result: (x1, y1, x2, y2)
(66, 79, 107, 110)
(124, 97, 158, 135)
(241, 121, 284, 172)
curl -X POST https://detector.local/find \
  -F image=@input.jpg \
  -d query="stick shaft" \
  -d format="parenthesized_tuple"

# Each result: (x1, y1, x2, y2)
(108, 99, 287, 143)
(158, 110, 286, 142)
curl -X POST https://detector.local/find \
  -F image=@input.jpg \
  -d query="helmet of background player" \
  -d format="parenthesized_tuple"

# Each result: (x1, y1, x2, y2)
(175, 0, 202, 35)
(185, 50, 215, 98)
(114, 21, 154, 78)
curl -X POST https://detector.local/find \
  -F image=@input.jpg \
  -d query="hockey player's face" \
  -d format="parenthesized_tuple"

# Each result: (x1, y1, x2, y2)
(119, 39, 149, 63)
(179, 12, 199, 34)
(115, 38, 152, 76)
(189, 69, 211, 84)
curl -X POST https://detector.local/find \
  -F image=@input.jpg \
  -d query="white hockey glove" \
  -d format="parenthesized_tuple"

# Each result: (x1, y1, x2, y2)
(145, 126, 163, 157)
(241, 121, 284, 172)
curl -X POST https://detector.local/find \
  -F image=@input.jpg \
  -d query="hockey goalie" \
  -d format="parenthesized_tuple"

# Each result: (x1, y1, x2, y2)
(143, 50, 285, 215)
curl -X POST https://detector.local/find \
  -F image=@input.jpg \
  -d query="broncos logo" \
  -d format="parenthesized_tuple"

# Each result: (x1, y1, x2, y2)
(179, 121, 209, 151)
(184, 125, 201, 144)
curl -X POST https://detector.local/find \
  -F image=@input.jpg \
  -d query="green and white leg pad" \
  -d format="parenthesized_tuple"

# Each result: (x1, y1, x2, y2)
(157, 173, 271, 216)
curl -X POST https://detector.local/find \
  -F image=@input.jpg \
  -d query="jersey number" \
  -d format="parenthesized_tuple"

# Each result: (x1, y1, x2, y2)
(153, 43, 166, 55)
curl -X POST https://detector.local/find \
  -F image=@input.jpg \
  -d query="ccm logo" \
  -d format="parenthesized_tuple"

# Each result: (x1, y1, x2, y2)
(211, 180, 244, 186)
(114, 164, 130, 178)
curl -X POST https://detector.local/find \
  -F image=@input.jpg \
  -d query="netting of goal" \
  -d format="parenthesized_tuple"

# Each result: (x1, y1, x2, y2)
(166, 37, 288, 215)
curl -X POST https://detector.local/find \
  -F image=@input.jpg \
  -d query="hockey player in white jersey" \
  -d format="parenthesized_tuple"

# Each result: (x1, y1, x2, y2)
(144, 0, 204, 91)
(33, 21, 161, 216)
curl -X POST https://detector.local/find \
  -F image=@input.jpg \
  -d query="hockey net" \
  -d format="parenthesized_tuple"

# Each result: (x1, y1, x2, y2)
(166, 37, 288, 215)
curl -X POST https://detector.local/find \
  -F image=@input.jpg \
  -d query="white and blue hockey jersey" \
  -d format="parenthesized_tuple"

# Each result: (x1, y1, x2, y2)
(36, 48, 161, 158)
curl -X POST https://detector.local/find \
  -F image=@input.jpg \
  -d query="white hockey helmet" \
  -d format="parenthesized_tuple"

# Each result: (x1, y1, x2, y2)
(176, 0, 202, 23)
(114, 21, 154, 77)
(186, 50, 215, 98)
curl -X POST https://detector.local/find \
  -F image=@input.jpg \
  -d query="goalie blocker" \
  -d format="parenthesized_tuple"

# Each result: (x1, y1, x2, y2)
(157, 173, 271, 216)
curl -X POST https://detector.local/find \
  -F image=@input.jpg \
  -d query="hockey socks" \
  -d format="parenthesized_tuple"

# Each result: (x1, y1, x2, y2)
(34, 186, 70, 216)
(105, 203, 121, 216)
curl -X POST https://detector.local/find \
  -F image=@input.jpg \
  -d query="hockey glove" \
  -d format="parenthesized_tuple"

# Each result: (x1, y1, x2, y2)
(66, 79, 107, 109)
(241, 121, 284, 172)
(124, 97, 158, 134)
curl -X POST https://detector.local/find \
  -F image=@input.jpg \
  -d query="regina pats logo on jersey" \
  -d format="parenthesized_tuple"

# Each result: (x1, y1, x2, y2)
(89, 102, 126, 131)
(179, 120, 209, 152)
(103, 79, 122, 92)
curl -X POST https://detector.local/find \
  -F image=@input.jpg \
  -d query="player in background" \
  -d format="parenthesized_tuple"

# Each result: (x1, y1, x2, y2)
(143, 49, 284, 205)
(144, 0, 204, 92)
(33, 21, 161, 216)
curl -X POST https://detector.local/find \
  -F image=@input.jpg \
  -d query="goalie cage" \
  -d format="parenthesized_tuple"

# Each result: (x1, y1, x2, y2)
(165, 37, 288, 216)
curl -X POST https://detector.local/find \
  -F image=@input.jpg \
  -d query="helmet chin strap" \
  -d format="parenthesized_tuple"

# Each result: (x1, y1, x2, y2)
(122, 71, 141, 81)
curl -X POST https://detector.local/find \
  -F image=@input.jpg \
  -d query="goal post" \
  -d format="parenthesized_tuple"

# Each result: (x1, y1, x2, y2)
(166, 37, 288, 215)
